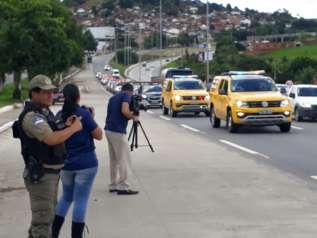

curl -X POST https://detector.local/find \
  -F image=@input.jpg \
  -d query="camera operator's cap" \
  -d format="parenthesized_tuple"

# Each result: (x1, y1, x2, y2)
(29, 75, 56, 90)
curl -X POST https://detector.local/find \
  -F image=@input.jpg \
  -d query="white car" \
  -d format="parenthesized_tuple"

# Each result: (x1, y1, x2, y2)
(95, 72, 102, 79)
(289, 84, 317, 121)
(104, 65, 111, 71)
(112, 69, 120, 78)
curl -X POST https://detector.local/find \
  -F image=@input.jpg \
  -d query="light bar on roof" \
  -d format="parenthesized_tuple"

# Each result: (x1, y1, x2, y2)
(172, 75, 198, 78)
(227, 70, 266, 75)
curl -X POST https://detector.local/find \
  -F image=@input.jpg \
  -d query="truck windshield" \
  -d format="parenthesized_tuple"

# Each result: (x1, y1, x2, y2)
(298, 88, 317, 97)
(231, 79, 276, 92)
(174, 81, 205, 90)
(166, 70, 192, 78)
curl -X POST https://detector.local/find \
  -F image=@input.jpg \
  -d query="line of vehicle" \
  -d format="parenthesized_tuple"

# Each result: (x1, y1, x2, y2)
(219, 139, 270, 159)
(180, 124, 200, 133)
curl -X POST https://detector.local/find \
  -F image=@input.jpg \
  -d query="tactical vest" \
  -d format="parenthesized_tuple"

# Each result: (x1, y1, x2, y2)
(16, 101, 65, 166)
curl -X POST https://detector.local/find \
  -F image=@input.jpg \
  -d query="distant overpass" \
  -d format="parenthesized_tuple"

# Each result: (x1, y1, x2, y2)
(247, 32, 317, 42)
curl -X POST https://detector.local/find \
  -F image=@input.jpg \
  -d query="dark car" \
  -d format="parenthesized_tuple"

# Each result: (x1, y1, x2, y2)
(53, 88, 64, 105)
(140, 85, 162, 109)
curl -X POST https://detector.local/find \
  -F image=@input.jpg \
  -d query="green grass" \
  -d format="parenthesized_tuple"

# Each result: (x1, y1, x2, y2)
(263, 45, 317, 60)
(0, 80, 29, 107)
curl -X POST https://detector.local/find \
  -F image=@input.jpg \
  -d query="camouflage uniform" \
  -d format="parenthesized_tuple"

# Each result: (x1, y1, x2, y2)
(16, 75, 64, 238)
(22, 111, 62, 238)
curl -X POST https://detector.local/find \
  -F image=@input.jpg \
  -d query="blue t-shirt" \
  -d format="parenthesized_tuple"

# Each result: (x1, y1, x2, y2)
(105, 92, 131, 134)
(62, 106, 98, 170)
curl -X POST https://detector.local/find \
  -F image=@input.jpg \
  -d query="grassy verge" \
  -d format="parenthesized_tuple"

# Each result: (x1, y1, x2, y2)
(109, 60, 127, 77)
(0, 80, 29, 107)
(262, 44, 317, 60)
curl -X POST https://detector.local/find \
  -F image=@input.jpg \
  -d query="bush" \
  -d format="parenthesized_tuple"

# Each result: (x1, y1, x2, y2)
(116, 49, 138, 65)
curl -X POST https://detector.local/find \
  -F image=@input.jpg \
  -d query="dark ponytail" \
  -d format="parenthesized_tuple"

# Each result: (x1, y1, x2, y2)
(61, 84, 80, 122)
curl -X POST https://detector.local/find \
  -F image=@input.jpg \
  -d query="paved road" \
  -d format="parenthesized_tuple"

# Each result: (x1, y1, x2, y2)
(2, 58, 317, 237)
(127, 60, 317, 187)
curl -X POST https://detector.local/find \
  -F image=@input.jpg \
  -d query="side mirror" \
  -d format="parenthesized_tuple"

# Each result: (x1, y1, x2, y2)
(289, 93, 295, 98)
(280, 87, 287, 94)
(219, 89, 227, 95)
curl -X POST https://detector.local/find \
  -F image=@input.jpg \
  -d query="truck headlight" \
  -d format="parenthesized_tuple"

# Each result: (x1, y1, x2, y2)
(236, 100, 248, 108)
(175, 95, 181, 101)
(280, 99, 289, 107)
(300, 102, 311, 108)
(142, 94, 147, 99)
(205, 95, 210, 101)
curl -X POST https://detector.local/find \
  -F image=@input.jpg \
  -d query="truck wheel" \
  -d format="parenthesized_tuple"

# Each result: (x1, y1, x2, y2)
(210, 107, 220, 128)
(294, 108, 303, 122)
(162, 102, 169, 115)
(279, 123, 291, 133)
(226, 110, 239, 133)
(169, 101, 177, 117)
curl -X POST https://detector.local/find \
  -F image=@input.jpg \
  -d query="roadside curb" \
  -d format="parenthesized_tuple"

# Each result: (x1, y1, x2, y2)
(0, 69, 81, 134)
(0, 120, 14, 134)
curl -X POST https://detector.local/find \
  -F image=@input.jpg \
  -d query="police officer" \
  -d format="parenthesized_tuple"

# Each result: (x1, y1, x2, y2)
(15, 75, 82, 238)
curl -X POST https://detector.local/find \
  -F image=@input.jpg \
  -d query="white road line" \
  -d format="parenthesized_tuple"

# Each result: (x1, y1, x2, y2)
(180, 124, 200, 133)
(291, 125, 304, 130)
(0, 121, 15, 134)
(160, 116, 171, 121)
(219, 139, 270, 159)
(147, 110, 154, 114)
(310, 176, 317, 180)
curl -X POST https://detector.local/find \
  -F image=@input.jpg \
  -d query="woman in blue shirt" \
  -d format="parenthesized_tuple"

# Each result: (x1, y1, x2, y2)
(52, 84, 103, 238)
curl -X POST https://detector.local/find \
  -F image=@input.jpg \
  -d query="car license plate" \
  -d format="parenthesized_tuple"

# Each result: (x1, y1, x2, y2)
(258, 109, 273, 115)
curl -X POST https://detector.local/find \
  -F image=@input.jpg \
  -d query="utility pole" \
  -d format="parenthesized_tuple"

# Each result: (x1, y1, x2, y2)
(206, 0, 210, 84)
(114, 28, 118, 64)
(124, 27, 127, 65)
(138, 23, 143, 81)
(159, 0, 162, 73)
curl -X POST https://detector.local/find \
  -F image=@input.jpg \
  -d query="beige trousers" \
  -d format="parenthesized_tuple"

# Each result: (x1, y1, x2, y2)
(105, 130, 131, 190)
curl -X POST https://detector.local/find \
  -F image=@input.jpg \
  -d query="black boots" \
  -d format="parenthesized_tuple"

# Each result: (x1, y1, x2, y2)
(71, 222, 85, 238)
(51, 215, 65, 238)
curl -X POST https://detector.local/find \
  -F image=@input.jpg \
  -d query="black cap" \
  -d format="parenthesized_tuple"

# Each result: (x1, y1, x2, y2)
(121, 83, 133, 92)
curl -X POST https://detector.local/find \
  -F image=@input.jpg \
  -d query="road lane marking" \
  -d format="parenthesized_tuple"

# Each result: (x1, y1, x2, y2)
(219, 139, 270, 159)
(291, 125, 303, 130)
(310, 176, 317, 180)
(0, 121, 15, 134)
(160, 116, 171, 121)
(181, 124, 200, 133)
(147, 110, 154, 114)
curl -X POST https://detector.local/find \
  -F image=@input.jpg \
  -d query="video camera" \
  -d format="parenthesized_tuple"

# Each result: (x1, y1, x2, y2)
(129, 95, 142, 116)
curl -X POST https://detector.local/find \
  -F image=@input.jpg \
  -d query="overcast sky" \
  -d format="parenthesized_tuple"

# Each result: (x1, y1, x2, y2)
(202, 0, 316, 19)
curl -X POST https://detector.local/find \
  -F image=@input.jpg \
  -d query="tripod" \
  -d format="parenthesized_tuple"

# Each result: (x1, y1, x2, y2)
(128, 120, 154, 152)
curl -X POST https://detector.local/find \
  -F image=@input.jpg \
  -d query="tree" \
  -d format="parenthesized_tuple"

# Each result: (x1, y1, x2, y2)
(119, 0, 134, 8)
(83, 30, 97, 52)
(116, 49, 138, 65)
(226, 3, 232, 12)
(0, 0, 85, 99)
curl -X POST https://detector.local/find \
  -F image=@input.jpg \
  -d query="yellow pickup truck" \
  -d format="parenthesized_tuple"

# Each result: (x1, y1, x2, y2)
(209, 71, 293, 133)
(162, 77, 210, 117)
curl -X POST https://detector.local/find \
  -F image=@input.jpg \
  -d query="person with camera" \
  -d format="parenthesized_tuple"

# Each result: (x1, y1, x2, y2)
(13, 75, 82, 238)
(105, 83, 139, 195)
(52, 84, 103, 238)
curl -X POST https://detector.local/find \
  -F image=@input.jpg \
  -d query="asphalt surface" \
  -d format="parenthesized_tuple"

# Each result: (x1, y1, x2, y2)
(127, 59, 317, 187)
(2, 55, 317, 237)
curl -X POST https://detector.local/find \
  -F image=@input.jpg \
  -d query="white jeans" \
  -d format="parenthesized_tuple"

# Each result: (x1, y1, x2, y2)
(105, 130, 131, 190)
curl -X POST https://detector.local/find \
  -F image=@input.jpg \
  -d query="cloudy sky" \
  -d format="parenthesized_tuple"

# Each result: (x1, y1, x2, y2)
(202, 0, 316, 19)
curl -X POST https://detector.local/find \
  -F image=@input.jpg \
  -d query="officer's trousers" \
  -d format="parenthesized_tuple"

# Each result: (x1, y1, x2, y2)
(24, 172, 59, 238)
